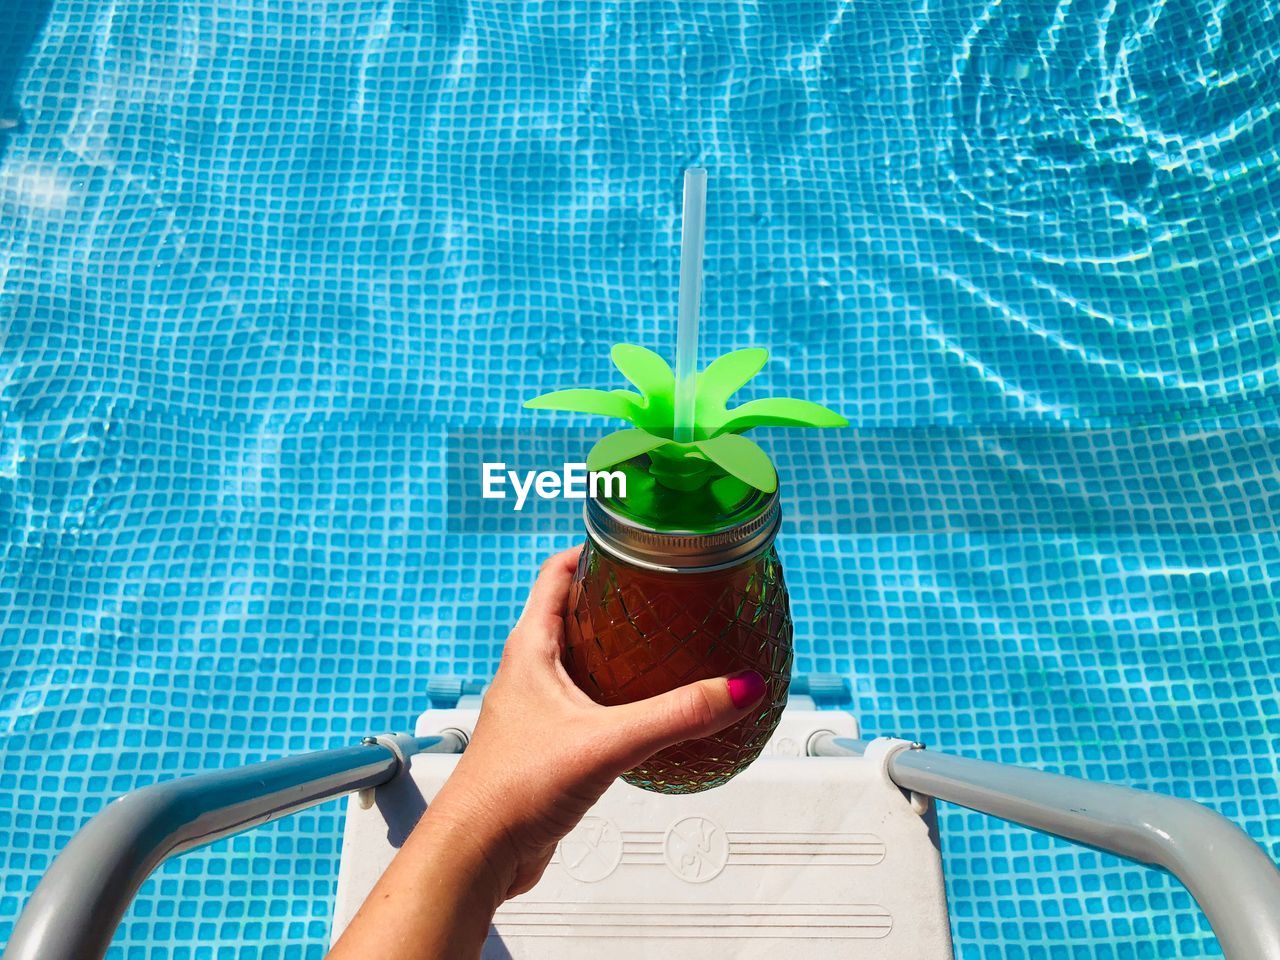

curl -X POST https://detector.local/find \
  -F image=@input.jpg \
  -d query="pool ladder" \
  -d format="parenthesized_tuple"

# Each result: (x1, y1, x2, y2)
(5, 676, 1280, 960)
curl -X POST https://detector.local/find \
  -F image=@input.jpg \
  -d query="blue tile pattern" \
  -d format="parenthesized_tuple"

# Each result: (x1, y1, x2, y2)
(2, 0, 1279, 956)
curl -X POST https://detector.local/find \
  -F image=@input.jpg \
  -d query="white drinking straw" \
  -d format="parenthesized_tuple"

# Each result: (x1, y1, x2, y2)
(672, 168, 707, 444)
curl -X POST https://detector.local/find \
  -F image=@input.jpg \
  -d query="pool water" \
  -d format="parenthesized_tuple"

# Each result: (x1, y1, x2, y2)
(2, 0, 1278, 956)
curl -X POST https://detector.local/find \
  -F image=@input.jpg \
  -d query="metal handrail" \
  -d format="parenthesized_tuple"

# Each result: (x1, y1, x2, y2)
(9, 729, 1278, 958)
(3, 732, 466, 960)
(810, 735, 1280, 960)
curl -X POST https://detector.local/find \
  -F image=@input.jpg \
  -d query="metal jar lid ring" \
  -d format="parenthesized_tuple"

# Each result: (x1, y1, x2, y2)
(584, 491, 781, 574)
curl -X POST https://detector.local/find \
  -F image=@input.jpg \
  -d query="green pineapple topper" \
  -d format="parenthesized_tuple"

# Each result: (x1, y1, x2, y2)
(526, 344, 846, 517)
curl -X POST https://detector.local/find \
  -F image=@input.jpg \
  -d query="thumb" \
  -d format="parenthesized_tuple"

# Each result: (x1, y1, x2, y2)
(603, 670, 767, 770)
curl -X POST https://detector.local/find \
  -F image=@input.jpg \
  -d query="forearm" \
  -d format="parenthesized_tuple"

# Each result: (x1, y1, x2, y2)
(326, 546, 761, 958)
(328, 805, 510, 960)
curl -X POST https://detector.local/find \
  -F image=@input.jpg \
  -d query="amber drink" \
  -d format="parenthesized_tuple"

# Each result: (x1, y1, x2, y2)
(563, 489, 792, 794)
(525, 173, 845, 793)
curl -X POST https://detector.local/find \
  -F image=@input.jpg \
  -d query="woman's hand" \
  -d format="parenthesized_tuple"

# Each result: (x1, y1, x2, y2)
(328, 544, 766, 960)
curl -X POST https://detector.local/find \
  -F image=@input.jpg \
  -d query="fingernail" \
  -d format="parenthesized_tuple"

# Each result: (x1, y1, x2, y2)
(726, 670, 766, 709)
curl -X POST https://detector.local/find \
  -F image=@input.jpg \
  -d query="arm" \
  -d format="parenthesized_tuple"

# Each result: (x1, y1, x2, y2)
(327, 544, 766, 960)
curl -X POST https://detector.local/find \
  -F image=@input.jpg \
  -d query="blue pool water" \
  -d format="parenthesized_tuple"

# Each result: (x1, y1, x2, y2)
(2, 0, 1279, 956)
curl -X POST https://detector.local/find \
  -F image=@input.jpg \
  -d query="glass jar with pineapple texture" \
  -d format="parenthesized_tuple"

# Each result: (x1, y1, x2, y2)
(563, 487, 793, 794)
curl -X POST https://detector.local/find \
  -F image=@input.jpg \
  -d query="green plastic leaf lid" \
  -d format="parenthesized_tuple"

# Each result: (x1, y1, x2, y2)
(525, 343, 847, 528)
(524, 170, 846, 530)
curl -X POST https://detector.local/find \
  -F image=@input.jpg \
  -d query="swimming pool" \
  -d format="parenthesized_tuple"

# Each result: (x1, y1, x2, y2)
(1, 0, 1278, 955)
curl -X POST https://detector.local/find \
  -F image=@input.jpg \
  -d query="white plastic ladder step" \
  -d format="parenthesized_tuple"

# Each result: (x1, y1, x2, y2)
(331, 707, 953, 959)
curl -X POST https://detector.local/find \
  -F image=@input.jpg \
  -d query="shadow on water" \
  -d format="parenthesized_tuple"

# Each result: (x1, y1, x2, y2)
(0, 0, 56, 162)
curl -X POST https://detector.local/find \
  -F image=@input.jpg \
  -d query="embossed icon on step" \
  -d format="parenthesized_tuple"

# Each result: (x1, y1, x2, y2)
(663, 816, 729, 882)
(771, 735, 801, 756)
(558, 816, 623, 882)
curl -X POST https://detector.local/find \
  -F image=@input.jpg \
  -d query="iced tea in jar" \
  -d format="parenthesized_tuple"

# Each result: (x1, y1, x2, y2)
(563, 485, 792, 794)
(526, 173, 844, 794)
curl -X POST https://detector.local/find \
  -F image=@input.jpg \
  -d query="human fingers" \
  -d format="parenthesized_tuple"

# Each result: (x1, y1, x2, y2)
(514, 544, 582, 628)
(596, 670, 766, 771)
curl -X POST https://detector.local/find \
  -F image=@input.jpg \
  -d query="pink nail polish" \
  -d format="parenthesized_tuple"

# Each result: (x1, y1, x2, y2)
(726, 670, 766, 709)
